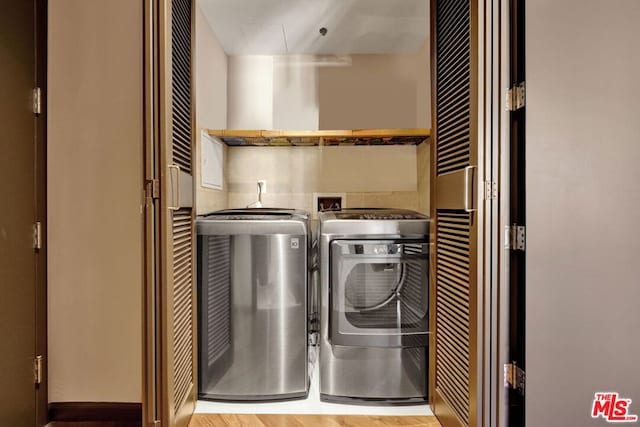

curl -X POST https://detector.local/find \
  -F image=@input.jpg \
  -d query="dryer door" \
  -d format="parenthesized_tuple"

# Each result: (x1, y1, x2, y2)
(330, 240, 429, 347)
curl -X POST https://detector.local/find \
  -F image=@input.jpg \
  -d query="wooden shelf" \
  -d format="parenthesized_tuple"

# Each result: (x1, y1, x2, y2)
(206, 128, 431, 147)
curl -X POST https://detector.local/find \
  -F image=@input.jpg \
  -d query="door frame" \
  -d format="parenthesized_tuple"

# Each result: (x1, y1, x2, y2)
(481, 0, 506, 425)
(142, 0, 162, 425)
(481, 0, 521, 425)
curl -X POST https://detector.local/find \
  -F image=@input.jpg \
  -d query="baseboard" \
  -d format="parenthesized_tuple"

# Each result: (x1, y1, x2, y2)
(48, 402, 142, 422)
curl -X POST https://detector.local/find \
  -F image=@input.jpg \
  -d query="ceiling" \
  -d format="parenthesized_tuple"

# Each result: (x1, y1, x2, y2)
(198, 0, 430, 55)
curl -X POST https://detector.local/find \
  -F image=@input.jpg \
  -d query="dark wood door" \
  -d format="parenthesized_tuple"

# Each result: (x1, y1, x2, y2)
(508, 0, 525, 424)
(0, 0, 47, 426)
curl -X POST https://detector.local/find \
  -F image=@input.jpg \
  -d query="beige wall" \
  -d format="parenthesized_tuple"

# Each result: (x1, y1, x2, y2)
(195, 2, 228, 214)
(227, 145, 422, 213)
(318, 41, 430, 130)
(526, 0, 640, 425)
(48, 0, 142, 402)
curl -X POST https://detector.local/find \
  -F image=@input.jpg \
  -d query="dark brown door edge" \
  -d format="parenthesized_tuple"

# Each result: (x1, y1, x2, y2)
(508, 0, 526, 425)
(0, 0, 47, 425)
(35, 0, 49, 425)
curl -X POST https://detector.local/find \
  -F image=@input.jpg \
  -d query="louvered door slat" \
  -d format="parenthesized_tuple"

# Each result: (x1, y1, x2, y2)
(438, 88, 471, 117)
(437, 115, 469, 141)
(171, 0, 192, 174)
(435, 0, 471, 178)
(172, 208, 193, 411)
(438, 35, 470, 71)
(436, 212, 471, 426)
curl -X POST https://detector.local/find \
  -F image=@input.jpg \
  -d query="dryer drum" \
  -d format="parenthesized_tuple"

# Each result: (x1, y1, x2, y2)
(344, 263, 406, 311)
(340, 242, 426, 330)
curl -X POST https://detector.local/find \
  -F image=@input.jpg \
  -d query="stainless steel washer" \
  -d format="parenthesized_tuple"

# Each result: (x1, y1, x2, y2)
(319, 209, 430, 404)
(197, 208, 310, 401)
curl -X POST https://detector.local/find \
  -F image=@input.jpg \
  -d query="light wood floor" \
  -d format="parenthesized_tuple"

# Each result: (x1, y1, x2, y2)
(189, 414, 442, 427)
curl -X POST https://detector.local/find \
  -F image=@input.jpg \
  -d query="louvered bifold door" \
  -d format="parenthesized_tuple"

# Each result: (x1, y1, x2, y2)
(430, 0, 481, 426)
(159, 0, 196, 426)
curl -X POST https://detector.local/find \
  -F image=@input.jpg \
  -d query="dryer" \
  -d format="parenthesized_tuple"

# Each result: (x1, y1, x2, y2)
(318, 209, 430, 404)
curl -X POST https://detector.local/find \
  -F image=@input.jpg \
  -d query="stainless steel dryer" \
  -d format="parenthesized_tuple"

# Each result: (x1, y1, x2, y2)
(197, 208, 310, 401)
(319, 209, 429, 404)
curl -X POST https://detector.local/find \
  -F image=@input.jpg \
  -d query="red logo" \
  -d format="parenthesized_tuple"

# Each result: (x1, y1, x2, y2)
(592, 393, 638, 423)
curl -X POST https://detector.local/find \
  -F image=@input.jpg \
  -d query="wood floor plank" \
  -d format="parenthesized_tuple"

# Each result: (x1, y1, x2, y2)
(191, 413, 265, 427)
(189, 414, 441, 427)
(288, 415, 345, 427)
(331, 415, 389, 427)
(257, 414, 308, 427)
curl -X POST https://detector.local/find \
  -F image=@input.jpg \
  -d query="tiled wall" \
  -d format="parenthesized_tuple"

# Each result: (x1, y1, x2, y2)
(227, 191, 421, 216)
(222, 145, 428, 217)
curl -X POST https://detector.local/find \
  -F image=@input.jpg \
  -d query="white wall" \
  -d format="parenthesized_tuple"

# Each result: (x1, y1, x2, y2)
(195, 1, 229, 214)
(526, 1, 640, 425)
(272, 57, 319, 129)
(227, 56, 274, 129)
(48, 0, 142, 402)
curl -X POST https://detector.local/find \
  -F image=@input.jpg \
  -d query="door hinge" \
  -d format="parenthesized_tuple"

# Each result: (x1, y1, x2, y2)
(505, 224, 526, 251)
(506, 82, 525, 111)
(33, 222, 42, 250)
(145, 179, 160, 200)
(34, 355, 43, 385)
(484, 181, 497, 200)
(504, 362, 525, 395)
(33, 87, 42, 115)
(152, 421, 161, 427)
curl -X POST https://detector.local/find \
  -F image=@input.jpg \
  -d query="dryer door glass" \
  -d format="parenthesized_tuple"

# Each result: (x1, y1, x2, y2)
(330, 240, 429, 347)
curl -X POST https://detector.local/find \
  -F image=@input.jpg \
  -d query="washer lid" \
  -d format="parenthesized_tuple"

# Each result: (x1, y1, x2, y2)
(199, 208, 308, 221)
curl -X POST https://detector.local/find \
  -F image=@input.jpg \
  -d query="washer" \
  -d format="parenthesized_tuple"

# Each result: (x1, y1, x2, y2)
(197, 208, 310, 401)
(318, 208, 430, 404)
